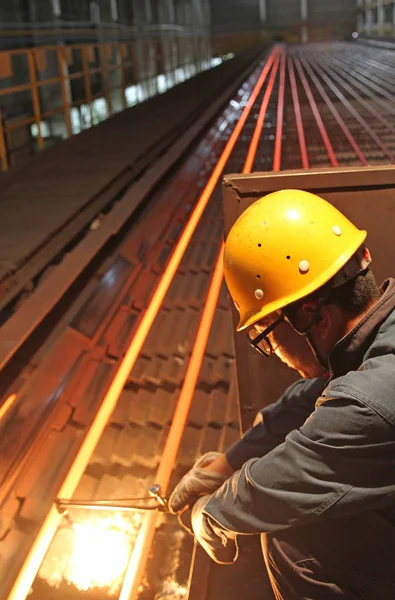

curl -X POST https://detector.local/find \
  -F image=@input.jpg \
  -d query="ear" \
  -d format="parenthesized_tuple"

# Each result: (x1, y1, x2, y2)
(300, 301, 332, 340)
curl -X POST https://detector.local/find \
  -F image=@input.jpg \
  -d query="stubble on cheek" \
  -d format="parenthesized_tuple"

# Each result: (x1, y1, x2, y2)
(271, 325, 325, 379)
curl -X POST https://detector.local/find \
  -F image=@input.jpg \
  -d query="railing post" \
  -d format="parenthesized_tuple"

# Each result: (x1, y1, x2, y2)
(118, 42, 127, 110)
(0, 104, 9, 171)
(152, 37, 159, 96)
(57, 47, 72, 137)
(82, 46, 94, 126)
(27, 50, 44, 150)
(100, 43, 113, 116)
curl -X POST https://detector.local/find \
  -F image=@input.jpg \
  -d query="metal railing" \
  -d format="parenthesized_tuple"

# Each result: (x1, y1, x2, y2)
(0, 33, 212, 171)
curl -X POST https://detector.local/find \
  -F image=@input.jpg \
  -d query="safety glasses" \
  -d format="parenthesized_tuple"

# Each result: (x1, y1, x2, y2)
(246, 316, 285, 357)
(247, 296, 327, 357)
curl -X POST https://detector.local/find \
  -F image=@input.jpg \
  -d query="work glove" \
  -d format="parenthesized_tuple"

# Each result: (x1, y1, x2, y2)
(191, 494, 238, 564)
(169, 452, 229, 514)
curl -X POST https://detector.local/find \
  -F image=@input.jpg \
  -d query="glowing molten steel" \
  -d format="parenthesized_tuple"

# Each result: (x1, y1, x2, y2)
(64, 514, 140, 594)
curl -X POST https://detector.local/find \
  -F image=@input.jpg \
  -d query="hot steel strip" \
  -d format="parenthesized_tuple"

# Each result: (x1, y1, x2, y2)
(273, 50, 286, 172)
(318, 50, 395, 142)
(329, 45, 395, 98)
(119, 247, 225, 600)
(324, 46, 395, 111)
(287, 56, 309, 170)
(295, 56, 367, 166)
(243, 52, 281, 174)
(293, 56, 339, 168)
(118, 52, 282, 600)
(304, 48, 395, 151)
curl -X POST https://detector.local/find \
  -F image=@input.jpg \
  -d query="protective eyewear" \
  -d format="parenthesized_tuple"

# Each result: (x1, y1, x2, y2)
(247, 316, 285, 357)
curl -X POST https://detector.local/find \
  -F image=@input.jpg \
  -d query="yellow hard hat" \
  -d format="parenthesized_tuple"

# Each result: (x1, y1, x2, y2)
(224, 189, 367, 331)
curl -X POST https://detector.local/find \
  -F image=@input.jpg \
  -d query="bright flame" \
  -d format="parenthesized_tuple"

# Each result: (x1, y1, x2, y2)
(65, 514, 139, 593)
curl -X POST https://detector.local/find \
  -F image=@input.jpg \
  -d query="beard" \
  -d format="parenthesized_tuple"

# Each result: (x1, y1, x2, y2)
(274, 345, 325, 379)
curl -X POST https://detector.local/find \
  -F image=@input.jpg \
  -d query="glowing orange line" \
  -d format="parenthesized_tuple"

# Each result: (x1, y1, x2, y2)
(120, 48, 283, 600)
(294, 56, 339, 168)
(288, 56, 309, 169)
(298, 55, 368, 167)
(7, 48, 278, 600)
(156, 245, 224, 491)
(243, 51, 280, 174)
(273, 50, 286, 172)
(120, 244, 225, 600)
(0, 393, 17, 422)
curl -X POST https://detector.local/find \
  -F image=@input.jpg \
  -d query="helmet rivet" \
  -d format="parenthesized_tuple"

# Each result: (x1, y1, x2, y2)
(332, 225, 342, 236)
(234, 301, 240, 311)
(255, 289, 264, 300)
(299, 260, 310, 274)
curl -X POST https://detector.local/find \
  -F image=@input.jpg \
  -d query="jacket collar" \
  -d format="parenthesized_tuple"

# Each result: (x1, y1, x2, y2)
(328, 278, 395, 378)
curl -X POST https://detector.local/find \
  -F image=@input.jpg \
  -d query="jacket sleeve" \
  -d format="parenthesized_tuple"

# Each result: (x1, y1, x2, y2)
(204, 378, 395, 536)
(226, 376, 326, 470)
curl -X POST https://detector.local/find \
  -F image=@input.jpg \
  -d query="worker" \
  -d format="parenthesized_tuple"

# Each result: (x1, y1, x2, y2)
(169, 190, 395, 599)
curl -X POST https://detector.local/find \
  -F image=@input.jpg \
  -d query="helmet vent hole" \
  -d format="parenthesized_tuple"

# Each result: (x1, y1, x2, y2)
(256, 274, 260, 279)
(286, 255, 291, 260)
(258, 243, 262, 247)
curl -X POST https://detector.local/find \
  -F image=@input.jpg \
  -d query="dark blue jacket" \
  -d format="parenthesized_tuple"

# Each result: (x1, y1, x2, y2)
(204, 279, 395, 538)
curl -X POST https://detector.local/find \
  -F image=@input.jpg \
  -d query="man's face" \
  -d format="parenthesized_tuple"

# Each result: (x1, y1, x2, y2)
(253, 315, 325, 379)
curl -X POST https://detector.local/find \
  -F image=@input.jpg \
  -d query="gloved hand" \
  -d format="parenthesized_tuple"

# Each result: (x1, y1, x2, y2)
(192, 494, 238, 564)
(169, 452, 229, 514)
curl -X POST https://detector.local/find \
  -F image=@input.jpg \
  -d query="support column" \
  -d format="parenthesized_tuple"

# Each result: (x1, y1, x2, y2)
(366, 0, 372, 35)
(110, 0, 119, 23)
(51, 0, 61, 18)
(357, 12, 364, 32)
(356, 0, 364, 33)
(132, 0, 150, 100)
(259, 0, 267, 22)
(300, 0, 308, 43)
(167, 0, 177, 85)
(378, 0, 384, 35)
(37, 0, 73, 140)
(108, 0, 126, 113)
